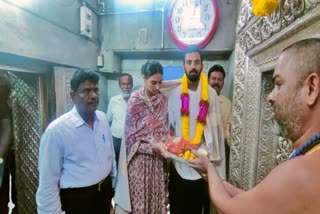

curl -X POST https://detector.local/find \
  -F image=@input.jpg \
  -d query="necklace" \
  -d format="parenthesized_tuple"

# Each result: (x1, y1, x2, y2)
(181, 72, 209, 145)
(289, 133, 320, 159)
(307, 144, 320, 155)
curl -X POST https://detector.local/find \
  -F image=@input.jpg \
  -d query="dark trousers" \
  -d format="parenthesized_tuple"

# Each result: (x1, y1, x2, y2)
(112, 136, 121, 166)
(0, 150, 17, 214)
(169, 163, 210, 214)
(225, 143, 230, 179)
(60, 176, 113, 214)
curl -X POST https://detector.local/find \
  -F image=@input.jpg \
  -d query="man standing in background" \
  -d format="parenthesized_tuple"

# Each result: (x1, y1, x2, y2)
(208, 65, 232, 178)
(0, 74, 18, 214)
(107, 73, 133, 165)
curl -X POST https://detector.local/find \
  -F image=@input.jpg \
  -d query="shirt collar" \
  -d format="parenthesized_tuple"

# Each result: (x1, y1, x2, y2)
(116, 94, 126, 101)
(219, 95, 223, 103)
(70, 106, 99, 128)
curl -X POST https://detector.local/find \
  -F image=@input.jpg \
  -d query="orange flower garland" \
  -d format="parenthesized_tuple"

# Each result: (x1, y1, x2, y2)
(251, 0, 279, 16)
(181, 72, 209, 145)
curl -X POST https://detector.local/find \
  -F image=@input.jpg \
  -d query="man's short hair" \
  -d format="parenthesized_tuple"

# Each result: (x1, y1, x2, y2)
(282, 38, 320, 87)
(70, 68, 99, 92)
(208, 64, 226, 79)
(183, 45, 203, 64)
(119, 73, 133, 85)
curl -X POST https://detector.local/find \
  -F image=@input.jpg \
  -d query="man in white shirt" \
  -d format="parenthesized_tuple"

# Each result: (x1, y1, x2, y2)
(36, 69, 117, 214)
(106, 73, 133, 165)
(208, 64, 232, 178)
(168, 45, 225, 214)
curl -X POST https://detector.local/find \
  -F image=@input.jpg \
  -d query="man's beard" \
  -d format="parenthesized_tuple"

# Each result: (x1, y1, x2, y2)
(272, 90, 303, 142)
(122, 90, 131, 99)
(186, 69, 200, 82)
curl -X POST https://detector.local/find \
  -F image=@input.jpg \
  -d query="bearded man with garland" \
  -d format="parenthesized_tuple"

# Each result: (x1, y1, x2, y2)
(167, 45, 225, 214)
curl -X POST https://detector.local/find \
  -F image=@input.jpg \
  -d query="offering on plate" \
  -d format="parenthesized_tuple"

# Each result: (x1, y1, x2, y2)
(197, 147, 208, 156)
(166, 137, 206, 160)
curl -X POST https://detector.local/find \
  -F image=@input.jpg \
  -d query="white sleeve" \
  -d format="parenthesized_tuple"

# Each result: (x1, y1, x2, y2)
(106, 97, 114, 123)
(36, 128, 65, 214)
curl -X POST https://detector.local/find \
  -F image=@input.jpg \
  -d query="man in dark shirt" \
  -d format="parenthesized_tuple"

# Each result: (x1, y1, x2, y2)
(0, 74, 17, 214)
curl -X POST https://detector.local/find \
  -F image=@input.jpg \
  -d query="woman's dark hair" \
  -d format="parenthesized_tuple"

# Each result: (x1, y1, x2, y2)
(141, 60, 163, 79)
(70, 68, 99, 91)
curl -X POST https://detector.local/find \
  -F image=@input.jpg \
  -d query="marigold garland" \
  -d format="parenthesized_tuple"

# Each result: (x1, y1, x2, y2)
(181, 72, 209, 145)
(251, 0, 279, 17)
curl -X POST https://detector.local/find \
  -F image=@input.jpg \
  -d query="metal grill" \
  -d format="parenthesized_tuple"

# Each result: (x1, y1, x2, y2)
(8, 72, 41, 214)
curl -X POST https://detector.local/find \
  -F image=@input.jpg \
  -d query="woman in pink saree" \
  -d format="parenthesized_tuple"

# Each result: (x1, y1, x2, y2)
(125, 60, 170, 214)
